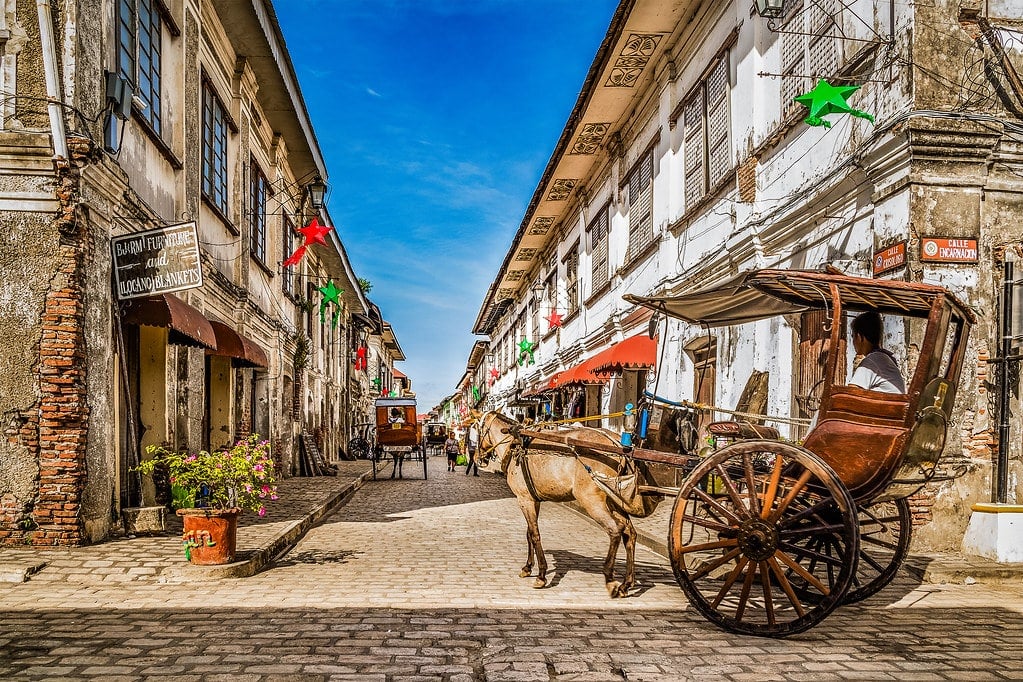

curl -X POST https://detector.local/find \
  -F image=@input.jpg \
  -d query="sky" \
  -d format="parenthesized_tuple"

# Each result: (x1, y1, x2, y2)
(274, 0, 620, 411)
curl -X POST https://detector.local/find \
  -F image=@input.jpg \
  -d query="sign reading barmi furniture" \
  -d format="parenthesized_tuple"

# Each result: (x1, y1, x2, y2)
(111, 222, 203, 300)
(920, 237, 979, 264)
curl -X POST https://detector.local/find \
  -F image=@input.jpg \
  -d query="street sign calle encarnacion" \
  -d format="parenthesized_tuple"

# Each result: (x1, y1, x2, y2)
(111, 222, 203, 300)
(920, 237, 979, 264)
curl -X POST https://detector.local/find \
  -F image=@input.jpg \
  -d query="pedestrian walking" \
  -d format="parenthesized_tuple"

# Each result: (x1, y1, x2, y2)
(465, 421, 480, 476)
(444, 434, 460, 472)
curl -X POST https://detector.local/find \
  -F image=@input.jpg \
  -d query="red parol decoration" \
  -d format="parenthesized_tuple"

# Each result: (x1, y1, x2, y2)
(354, 347, 367, 371)
(546, 311, 563, 329)
(489, 368, 499, 378)
(283, 217, 332, 267)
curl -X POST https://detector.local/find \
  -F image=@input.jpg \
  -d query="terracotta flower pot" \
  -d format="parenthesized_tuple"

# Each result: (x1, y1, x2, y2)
(176, 508, 241, 565)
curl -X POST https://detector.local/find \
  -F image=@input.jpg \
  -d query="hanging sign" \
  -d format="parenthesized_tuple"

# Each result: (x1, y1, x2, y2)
(873, 241, 906, 276)
(920, 237, 978, 264)
(111, 222, 203, 300)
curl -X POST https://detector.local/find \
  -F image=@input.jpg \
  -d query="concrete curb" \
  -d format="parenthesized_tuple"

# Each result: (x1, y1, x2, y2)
(161, 470, 372, 581)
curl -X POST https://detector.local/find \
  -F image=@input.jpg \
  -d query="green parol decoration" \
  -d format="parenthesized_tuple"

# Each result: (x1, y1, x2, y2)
(472, 385, 480, 402)
(793, 79, 874, 129)
(517, 338, 536, 366)
(318, 279, 343, 328)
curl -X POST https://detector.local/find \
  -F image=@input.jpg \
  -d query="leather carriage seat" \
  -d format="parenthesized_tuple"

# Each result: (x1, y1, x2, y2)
(707, 420, 780, 440)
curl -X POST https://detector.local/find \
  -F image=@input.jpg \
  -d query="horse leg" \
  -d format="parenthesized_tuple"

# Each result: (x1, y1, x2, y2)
(619, 515, 639, 596)
(396, 453, 403, 479)
(517, 497, 547, 588)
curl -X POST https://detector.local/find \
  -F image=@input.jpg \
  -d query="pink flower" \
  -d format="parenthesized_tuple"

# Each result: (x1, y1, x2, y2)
(258, 506, 267, 517)
(270, 494, 279, 500)
(254, 464, 263, 471)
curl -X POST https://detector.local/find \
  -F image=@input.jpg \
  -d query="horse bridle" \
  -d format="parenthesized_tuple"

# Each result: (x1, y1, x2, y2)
(476, 412, 515, 465)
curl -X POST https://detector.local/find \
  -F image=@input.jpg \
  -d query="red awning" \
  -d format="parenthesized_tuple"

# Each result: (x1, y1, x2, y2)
(589, 334, 657, 377)
(546, 354, 608, 390)
(207, 321, 269, 368)
(120, 293, 217, 350)
(392, 368, 407, 378)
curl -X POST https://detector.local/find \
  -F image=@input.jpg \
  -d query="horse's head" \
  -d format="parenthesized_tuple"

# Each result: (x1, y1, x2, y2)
(477, 411, 517, 471)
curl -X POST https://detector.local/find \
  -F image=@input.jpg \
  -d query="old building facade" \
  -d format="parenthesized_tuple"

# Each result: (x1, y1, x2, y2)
(0, 1, 385, 546)
(473, 0, 1023, 549)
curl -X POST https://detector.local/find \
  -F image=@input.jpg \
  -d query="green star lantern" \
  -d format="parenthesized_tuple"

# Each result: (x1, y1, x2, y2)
(317, 279, 343, 328)
(518, 338, 536, 366)
(793, 79, 874, 129)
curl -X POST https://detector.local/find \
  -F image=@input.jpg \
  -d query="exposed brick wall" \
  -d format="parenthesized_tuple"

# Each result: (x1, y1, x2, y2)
(1, 141, 92, 546)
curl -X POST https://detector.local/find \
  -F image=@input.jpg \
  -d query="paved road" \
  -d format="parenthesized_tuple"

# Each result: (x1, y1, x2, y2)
(2, 456, 1022, 680)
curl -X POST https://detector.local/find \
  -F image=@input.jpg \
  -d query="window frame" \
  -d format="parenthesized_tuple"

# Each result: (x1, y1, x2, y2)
(563, 240, 580, 318)
(117, 0, 163, 135)
(624, 150, 654, 264)
(587, 202, 611, 291)
(248, 158, 271, 267)
(681, 54, 731, 210)
(201, 79, 231, 221)
(282, 215, 296, 297)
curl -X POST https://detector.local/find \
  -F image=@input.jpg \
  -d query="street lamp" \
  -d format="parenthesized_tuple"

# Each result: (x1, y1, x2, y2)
(754, 0, 785, 18)
(530, 280, 546, 303)
(306, 176, 327, 210)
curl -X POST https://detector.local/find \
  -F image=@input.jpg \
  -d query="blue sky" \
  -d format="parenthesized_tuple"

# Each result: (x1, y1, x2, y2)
(275, 0, 619, 411)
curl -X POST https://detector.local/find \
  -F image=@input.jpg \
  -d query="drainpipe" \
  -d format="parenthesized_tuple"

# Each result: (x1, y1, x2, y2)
(996, 250, 1016, 504)
(37, 0, 69, 160)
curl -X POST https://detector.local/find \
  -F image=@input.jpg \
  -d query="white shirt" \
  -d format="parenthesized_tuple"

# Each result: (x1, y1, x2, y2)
(850, 348, 905, 394)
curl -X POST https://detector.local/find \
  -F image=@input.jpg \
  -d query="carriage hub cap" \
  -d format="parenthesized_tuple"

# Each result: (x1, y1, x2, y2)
(737, 519, 779, 561)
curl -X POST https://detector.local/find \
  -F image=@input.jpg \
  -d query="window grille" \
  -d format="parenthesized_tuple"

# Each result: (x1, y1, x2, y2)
(564, 243, 580, 316)
(117, 0, 162, 134)
(249, 160, 270, 264)
(588, 204, 610, 290)
(626, 152, 654, 262)
(202, 82, 229, 215)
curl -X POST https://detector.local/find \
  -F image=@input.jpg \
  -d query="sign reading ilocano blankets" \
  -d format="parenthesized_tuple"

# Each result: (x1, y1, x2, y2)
(920, 237, 979, 264)
(111, 222, 204, 300)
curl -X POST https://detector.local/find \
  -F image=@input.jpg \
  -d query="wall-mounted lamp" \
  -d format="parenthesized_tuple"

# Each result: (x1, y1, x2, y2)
(754, 0, 785, 18)
(307, 176, 327, 210)
(530, 280, 546, 302)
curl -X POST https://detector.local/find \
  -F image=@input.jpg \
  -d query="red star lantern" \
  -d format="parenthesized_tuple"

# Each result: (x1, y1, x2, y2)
(354, 347, 367, 371)
(283, 217, 332, 267)
(489, 368, 499, 378)
(546, 310, 563, 329)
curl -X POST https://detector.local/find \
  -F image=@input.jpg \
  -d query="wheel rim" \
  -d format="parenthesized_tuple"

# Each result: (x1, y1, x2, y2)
(669, 440, 859, 637)
(844, 498, 911, 603)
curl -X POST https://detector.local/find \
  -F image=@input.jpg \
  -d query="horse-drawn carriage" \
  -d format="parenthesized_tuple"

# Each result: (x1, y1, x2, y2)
(422, 422, 449, 457)
(372, 397, 427, 480)
(482, 268, 973, 637)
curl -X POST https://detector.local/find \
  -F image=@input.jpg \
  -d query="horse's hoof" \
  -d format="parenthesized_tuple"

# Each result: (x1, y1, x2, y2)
(606, 581, 624, 598)
(532, 578, 546, 589)
(519, 568, 532, 578)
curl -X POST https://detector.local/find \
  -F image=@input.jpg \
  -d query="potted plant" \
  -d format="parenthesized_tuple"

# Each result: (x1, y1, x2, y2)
(134, 435, 279, 565)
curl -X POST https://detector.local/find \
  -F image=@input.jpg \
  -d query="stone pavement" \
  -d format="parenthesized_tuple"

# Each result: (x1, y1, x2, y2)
(0, 461, 374, 584)
(1, 456, 1021, 588)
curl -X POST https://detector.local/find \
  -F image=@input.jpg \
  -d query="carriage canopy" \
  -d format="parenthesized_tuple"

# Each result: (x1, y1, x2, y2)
(625, 268, 974, 327)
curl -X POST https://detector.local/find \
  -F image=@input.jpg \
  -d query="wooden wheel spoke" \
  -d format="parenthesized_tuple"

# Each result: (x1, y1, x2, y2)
(734, 559, 757, 622)
(710, 556, 749, 609)
(857, 549, 887, 574)
(768, 470, 814, 523)
(779, 540, 847, 567)
(690, 486, 744, 526)
(860, 534, 899, 551)
(779, 522, 849, 537)
(777, 497, 836, 529)
(712, 461, 754, 520)
(775, 549, 830, 595)
(759, 561, 776, 626)
(691, 547, 743, 581)
(743, 453, 761, 517)
(678, 538, 738, 555)
(759, 456, 785, 519)
(767, 555, 806, 617)
(680, 513, 734, 534)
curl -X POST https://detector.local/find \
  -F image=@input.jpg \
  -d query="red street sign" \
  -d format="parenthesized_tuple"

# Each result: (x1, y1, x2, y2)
(873, 241, 906, 276)
(920, 237, 978, 263)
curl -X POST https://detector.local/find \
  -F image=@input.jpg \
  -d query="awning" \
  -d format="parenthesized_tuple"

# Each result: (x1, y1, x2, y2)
(546, 355, 607, 390)
(590, 334, 657, 377)
(120, 293, 217, 350)
(392, 368, 407, 379)
(625, 267, 975, 326)
(207, 321, 269, 368)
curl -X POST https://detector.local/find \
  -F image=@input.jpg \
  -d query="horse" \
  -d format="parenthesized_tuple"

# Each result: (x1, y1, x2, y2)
(477, 411, 664, 598)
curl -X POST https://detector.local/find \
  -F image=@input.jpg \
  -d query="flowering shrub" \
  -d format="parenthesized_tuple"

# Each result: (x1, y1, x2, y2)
(134, 435, 279, 516)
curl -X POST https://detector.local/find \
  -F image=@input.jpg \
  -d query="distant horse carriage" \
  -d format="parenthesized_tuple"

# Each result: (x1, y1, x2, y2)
(480, 268, 973, 638)
(422, 422, 449, 457)
(373, 397, 427, 480)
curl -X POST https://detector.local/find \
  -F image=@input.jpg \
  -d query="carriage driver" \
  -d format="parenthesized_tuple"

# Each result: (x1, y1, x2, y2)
(849, 311, 905, 394)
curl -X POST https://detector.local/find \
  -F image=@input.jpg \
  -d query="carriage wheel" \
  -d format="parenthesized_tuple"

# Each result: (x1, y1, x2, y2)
(348, 436, 370, 460)
(844, 498, 911, 603)
(669, 440, 859, 637)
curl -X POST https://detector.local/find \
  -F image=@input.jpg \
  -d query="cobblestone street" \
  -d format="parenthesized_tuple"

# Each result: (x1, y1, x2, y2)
(2, 456, 1022, 681)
